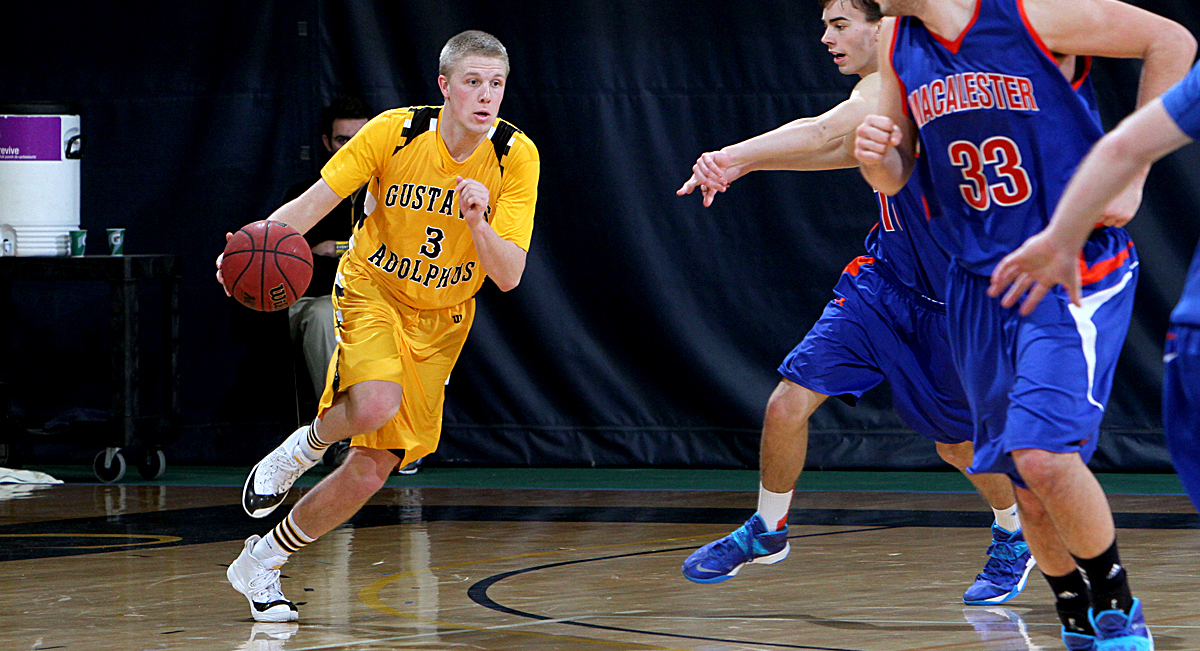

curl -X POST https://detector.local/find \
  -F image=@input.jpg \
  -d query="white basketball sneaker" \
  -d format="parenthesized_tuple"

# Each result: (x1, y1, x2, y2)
(243, 426, 319, 518)
(227, 536, 298, 623)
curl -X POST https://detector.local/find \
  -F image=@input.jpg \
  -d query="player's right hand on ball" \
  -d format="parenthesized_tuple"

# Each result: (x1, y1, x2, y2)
(854, 115, 902, 165)
(215, 232, 232, 297)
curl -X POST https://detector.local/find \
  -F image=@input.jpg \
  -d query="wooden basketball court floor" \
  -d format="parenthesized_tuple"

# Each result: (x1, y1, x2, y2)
(2, 469, 1199, 651)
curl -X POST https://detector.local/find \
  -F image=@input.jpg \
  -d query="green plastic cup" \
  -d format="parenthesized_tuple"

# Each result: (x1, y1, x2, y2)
(107, 228, 125, 255)
(69, 230, 87, 257)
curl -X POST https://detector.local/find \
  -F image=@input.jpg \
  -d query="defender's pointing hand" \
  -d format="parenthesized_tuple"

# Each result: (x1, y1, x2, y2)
(677, 150, 744, 208)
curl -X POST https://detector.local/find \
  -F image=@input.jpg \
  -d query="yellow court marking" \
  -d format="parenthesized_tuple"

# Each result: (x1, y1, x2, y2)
(359, 532, 709, 650)
(0, 533, 182, 549)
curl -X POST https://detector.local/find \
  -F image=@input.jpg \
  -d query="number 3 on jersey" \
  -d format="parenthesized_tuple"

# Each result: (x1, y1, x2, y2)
(947, 136, 1032, 211)
(419, 226, 444, 259)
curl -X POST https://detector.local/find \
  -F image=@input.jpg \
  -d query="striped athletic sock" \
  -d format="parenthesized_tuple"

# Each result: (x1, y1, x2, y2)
(298, 419, 331, 462)
(255, 512, 316, 564)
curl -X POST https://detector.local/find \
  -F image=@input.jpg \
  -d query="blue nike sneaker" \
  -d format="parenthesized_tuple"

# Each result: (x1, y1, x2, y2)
(681, 514, 789, 584)
(963, 523, 1037, 605)
(1091, 598, 1153, 651)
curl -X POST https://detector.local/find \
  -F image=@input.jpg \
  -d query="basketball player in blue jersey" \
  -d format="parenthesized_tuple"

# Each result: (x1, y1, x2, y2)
(676, 0, 1036, 607)
(991, 59, 1200, 540)
(854, 0, 1195, 648)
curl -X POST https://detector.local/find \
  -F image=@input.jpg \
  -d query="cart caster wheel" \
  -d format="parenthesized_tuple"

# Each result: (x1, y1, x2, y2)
(93, 449, 127, 483)
(138, 448, 166, 480)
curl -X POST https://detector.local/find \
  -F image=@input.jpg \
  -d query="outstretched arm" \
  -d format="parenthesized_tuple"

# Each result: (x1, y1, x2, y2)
(855, 18, 916, 196)
(989, 100, 1193, 313)
(267, 179, 345, 235)
(678, 75, 880, 206)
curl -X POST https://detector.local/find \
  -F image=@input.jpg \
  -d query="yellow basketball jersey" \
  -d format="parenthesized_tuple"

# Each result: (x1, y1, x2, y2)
(321, 106, 539, 310)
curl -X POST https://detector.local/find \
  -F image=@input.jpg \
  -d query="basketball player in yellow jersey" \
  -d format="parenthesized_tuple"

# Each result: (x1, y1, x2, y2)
(218, 30, 539, 622)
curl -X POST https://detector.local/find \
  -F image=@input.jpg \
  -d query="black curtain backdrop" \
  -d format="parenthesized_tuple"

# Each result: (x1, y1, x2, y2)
(4, 1, 1200, 470)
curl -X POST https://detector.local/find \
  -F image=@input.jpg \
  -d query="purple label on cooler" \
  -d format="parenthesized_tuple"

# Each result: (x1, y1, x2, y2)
(0, 116, 62, 161)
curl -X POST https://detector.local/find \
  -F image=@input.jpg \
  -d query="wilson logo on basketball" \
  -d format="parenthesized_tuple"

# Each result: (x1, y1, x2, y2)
(269, 284, 289, 310)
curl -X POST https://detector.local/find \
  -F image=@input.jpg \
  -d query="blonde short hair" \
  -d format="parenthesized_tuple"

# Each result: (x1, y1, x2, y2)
(438, 30, 509, 78)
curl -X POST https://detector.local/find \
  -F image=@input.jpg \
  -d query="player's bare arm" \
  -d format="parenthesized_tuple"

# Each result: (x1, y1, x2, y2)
(458, 175, 526, 292)
(731, 75, 879, 172)
(1027, 0, 1195, 102)
(1025, 0, 1196, 226)
(266, 179, 345, 235)
(985, 0, 1198, 313)
(678, 75, 880, 207)
(855, 18, 915, 195)
(989, 100, 1193, 315)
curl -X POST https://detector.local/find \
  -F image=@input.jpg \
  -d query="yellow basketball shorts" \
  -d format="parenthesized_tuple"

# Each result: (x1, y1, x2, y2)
(317, 268, 475, 468)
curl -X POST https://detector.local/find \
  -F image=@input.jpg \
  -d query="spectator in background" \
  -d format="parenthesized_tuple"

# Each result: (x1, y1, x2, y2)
(284, 96, 372, 410)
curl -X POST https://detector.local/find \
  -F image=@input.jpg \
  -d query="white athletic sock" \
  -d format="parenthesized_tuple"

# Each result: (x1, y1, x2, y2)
(757, 483, 793, 532)
(296, 419, 330, 463)
(993, 504, 1021, 534)
(254, 511, 316, 568)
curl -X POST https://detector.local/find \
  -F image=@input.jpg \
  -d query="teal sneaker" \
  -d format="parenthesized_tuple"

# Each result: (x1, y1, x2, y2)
(1091, 598, 1152, 651)
(1063, 628, 1098, 651)
(681, 514, 789, 584)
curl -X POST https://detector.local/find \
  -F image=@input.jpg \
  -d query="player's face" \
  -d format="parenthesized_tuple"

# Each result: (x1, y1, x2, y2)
(439, 55, 508, 136)
(323, 118, 369, 153)
(821, 1, 881, 76)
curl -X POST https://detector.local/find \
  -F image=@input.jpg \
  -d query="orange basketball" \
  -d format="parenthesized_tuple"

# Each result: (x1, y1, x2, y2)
(221, 220, 313, 312)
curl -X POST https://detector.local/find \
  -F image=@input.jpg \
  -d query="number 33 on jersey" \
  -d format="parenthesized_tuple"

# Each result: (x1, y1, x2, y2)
(321, 105, 540, 309)
(889, 0, 1107, 276)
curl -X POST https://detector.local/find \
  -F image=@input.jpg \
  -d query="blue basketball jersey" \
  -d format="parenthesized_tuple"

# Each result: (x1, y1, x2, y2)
(866, 173, 950, 302)
(1162, 61, 1200, 327)
(890, 0, 1106, 276)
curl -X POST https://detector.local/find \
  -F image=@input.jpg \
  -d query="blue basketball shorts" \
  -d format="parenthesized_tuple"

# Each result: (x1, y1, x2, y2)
(946, 228, 1137, 487)
(778, 256, 973, 445)
(1164, 324, 1200, 513)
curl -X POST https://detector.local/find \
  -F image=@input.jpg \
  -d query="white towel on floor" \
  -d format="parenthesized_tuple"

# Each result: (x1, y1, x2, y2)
(0, 468, 63, 484)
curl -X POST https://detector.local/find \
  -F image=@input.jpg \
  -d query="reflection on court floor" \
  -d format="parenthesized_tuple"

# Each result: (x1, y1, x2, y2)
(1, 482, 1197, 650)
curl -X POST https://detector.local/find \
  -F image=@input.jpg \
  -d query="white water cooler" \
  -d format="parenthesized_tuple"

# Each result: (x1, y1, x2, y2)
(0, 103, 83, 256)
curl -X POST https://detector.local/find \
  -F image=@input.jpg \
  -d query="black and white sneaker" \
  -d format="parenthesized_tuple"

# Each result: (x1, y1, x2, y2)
(243, 426, 319, 518)
(395, 457, 422, 475)
(227, 536, 298, 622)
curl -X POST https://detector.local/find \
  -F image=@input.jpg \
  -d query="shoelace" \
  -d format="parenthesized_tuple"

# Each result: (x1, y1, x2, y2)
(986, 538, 1029, 562)
(974, 539, 1029, 583)
(256, 448, 306, 492)
(1093, 608, 1139, 636)
(707, 523, 754, 561)
(248, 565, 287, 603)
